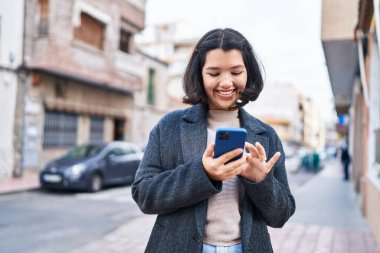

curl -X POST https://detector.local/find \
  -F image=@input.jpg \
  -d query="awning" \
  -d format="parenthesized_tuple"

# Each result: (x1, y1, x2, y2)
(44, 98, 130, 118)
(322, 40, 359, 114)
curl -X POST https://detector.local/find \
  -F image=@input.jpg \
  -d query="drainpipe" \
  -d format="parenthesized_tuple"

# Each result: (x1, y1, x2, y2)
(374, 0, 380, 56)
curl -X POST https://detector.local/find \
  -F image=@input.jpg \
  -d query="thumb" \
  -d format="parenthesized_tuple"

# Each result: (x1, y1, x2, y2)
(203, 143, 215, 158)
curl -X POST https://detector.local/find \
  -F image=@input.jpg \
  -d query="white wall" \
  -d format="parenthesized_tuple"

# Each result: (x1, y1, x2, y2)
(369, 38, 380, 173)
(246, 81, 303, 142)
(0, 0, 24, 68)
(131, 52, 169, 147)
(0, 0, 24, 178)
(0, 71, 18, 178)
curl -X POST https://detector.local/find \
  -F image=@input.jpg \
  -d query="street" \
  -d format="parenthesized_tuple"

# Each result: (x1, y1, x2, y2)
(0, 164, 314, 253)
(0, 186, 141, 253)
(1, 161, 379, 253)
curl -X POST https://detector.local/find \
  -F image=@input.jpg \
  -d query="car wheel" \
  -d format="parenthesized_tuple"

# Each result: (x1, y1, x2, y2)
(88, 173, 102, 192)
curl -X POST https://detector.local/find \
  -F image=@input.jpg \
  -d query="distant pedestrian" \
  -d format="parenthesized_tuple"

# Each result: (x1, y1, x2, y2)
(341, 145, 350, 181)
(132, 28, 295, 253)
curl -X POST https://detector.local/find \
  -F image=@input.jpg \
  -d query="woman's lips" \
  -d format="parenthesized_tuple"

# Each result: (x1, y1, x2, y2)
(215, 89, 236, 98)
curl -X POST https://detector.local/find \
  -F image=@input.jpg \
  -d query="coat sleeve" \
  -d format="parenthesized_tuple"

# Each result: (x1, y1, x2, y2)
(131, 125, 222, 215)
(239, 131, 296, 228)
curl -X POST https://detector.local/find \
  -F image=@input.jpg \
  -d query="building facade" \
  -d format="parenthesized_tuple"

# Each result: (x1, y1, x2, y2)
(356, 0, 380, 245)
(0, 0, 165, 179)
(131, 50, 169, 148)
(246, 81, 325, 150)
(322, 0, 380, 245)
(136, 22, 197, 108)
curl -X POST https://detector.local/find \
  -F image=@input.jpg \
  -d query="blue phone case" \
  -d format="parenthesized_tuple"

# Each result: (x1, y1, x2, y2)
(214, 128, 247, 162)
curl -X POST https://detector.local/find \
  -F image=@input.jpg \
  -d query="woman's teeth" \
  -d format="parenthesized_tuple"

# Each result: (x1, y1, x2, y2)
(217, 90, 234, 95)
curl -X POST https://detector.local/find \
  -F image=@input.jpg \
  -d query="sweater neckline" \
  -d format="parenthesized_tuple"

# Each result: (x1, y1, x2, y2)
(208, 109, 239, 123)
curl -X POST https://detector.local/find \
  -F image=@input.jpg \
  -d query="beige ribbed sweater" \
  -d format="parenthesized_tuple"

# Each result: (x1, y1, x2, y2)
(203, 109, 241, 246)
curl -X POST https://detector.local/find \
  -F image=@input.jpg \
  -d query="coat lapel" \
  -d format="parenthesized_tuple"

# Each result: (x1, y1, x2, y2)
(239, 108, 268, 151)
(180, 104, 208, 163)
(239, 108, 268, 249)
(180, 105, 208, 237)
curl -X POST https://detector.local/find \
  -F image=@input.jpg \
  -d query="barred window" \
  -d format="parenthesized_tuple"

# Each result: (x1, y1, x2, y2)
(89, 116, 104, 143)
(43, 111, 78, 148)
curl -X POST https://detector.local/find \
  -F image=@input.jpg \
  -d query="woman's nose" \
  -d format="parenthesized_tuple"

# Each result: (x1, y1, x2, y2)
(220, 75, 233, 86)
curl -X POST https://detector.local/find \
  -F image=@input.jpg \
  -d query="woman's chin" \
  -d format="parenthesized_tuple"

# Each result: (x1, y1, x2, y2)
(211, 102, 237, 110)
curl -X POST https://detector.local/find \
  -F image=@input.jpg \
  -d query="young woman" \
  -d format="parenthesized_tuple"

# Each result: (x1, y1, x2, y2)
(132, 28, 295, 253)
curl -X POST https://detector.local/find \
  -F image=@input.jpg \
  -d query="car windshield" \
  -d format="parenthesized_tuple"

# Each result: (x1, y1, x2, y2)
(64, 144, 105, 158)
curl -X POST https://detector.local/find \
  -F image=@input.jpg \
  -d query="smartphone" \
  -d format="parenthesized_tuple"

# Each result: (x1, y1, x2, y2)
(214, 128, 247, 163)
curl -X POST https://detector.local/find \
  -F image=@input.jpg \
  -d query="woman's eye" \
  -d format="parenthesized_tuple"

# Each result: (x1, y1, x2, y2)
(232, 72, 242, 76)
(208, 73, 219, 77)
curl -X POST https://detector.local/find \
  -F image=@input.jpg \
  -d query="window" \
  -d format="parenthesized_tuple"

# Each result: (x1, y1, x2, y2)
(0, 17, 2, 59)
(106, 148, 123, 157)
(89, 116, 104, 143)
(120, 145, 137, 155)
(147, 68, 155, 105)
(38, 0, 49, 36)
(43, 111, 78, 148)
(74, 12, 105, 50)
(119, 18, 134, 54)
(119, 29, 132, 53)
(376, 129, 380, 164)
(55, 80, 67, 98)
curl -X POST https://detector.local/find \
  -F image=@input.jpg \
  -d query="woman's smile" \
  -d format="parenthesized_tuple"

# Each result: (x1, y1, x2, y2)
(215, 89, 236, 98)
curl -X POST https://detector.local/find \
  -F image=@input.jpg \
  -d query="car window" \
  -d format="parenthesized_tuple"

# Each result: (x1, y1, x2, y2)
(106, 148, 123, 157)
(120, 146, 136, 155)
(65, 145, 105, 158)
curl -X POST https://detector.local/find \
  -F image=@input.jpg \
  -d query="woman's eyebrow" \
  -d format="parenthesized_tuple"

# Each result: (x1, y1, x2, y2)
(231, 65, 245, 69)
(204, 65, 245, 70)
(204, 66, 220, 70)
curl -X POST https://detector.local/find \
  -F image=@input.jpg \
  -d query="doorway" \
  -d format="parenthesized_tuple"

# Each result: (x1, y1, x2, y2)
(113, 118, 125, 141)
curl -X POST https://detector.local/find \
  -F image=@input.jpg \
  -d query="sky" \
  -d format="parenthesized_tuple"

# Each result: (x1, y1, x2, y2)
(143, 0, 335, 123)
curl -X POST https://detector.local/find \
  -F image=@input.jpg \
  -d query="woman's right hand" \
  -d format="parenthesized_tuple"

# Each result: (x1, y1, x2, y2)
(202, 143, 247, 181)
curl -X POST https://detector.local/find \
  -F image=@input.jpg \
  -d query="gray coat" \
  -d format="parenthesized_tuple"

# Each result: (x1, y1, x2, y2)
(132, 104, 295, 253)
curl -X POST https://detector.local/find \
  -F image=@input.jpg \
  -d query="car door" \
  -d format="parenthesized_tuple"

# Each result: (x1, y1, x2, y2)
(104, 148, 124, 183)
(117, 145, 142, 183)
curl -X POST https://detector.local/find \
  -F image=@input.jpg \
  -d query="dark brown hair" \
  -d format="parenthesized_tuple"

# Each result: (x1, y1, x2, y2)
(182, 28, 264, 109)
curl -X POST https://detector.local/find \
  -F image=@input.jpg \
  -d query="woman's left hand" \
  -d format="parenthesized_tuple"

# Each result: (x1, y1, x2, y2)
(238, 142, 281, 183)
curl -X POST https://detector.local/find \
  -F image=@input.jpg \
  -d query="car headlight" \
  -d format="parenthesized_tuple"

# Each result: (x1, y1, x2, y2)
(65, 164, 87, 180)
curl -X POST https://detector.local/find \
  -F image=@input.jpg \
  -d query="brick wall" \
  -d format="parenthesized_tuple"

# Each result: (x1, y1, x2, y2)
(23, 0, 144, 93)
(31, 74, 133, 167)
(321, 0, 360, 40)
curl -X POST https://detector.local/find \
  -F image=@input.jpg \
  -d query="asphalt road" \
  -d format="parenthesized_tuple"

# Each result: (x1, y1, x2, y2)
(0, 186, 142, 253)
(0, 164, 314, 253)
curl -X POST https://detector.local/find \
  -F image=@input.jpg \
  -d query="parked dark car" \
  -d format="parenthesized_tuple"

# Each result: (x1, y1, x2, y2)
(39, 141, 143, 192)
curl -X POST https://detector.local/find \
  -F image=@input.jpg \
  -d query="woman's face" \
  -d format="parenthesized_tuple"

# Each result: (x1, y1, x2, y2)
(202, 49, 247, 110)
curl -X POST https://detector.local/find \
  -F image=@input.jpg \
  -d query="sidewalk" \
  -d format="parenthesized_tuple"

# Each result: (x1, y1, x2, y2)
(270, 160, 379, 252)
(70, 160, 380, 253)
(0, 170, 40, 195)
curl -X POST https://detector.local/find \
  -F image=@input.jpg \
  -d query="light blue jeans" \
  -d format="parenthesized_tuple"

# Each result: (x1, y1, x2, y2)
(202, 243, 243, 253)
